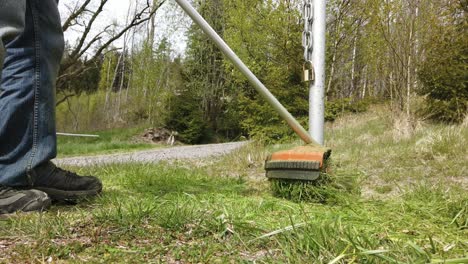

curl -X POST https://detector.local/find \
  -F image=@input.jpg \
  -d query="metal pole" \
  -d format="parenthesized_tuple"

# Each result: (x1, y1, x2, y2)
(56, 133, 100, 138)
(175, 0, 321, 146)
(309, 0, 326, 145)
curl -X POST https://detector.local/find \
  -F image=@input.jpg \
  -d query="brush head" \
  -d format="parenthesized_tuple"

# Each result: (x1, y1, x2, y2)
(265, 145, 331, 181)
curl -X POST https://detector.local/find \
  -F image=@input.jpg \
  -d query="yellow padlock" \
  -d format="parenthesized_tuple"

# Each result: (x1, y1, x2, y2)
(301, 62, 315, 82)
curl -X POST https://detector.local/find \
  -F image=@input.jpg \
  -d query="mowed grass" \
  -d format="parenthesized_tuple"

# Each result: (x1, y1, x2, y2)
(57, 126, 162, 158)
(1, 105, 467, 263)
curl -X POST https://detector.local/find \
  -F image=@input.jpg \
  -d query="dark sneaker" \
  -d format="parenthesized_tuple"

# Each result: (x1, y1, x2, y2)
(32, 162, 102, 201)
(0, 186, 51, 215)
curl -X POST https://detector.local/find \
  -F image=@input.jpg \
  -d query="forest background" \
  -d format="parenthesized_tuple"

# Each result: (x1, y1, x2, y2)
(55, 0, 467, 144)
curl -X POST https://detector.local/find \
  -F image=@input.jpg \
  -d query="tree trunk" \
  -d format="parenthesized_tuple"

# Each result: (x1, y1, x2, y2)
(361, 66, 368, 99)
(406, 3, 416, 118)
(104, 57, 112, 114)
(350, 30, 358, 97)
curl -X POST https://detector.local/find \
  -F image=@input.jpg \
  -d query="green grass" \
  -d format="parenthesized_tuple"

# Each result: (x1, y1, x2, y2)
(57, 126, 163, 157)
(1, 105, 467, 263)
(324, 106, 467, 197)
(0, 163, 465, 263)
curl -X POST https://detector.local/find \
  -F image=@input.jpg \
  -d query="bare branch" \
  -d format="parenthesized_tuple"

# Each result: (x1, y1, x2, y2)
(56, 92, 76, 106)
(66, 0, 108, 67)
(90, 1, 165, 63)
(57, 0, 167, 98)
(62, 0, 93, 32)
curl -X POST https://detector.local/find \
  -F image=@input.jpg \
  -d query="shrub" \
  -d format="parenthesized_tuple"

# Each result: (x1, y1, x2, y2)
(325, 98, 370, 122)
(235, 97, 373, 143)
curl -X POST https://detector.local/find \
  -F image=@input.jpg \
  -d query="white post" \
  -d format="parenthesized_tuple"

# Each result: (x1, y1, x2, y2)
(56, 133, 100, 138)
(309, 0, 326, 145)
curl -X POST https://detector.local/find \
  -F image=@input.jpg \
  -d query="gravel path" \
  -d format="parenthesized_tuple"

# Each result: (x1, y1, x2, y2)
(54, 141, 249, 167)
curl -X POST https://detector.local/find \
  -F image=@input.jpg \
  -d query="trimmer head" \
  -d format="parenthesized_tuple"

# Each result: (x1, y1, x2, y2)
(265, 145, 331, 181)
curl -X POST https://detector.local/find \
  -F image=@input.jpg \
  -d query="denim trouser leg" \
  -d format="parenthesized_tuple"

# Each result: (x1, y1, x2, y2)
(0, 0, 26, 79)
(0, 0, 64, 187)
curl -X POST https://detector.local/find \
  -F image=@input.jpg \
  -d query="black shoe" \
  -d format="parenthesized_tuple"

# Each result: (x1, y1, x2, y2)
(0, 186, 51, 215)
(33, 162, 102, 201)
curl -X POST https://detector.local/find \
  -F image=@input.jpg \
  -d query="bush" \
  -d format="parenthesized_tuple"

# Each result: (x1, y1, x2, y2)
(325, 98, 370, 122)
(244, 122, 297, 144)
(238, 97, 372, 143)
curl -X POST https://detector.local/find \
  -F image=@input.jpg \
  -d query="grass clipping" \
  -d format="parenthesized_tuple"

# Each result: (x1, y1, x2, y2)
(269, 162, 362, 203)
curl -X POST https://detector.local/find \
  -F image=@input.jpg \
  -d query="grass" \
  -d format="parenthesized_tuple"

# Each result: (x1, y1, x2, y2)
(1, 105, 467, 263)
(57, 126, 163, 158)
(269, 170, 362, 204)
(325, 106, 467, 197)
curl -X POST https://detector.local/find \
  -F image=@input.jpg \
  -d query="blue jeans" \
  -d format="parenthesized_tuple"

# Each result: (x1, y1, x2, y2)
(0, 0, 64, 186)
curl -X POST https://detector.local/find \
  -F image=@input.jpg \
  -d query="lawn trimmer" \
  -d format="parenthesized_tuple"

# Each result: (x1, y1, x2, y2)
(175, 0, 331, 200)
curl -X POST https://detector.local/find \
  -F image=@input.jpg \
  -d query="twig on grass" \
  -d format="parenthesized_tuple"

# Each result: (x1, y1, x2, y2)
(248, 222, 306, 243)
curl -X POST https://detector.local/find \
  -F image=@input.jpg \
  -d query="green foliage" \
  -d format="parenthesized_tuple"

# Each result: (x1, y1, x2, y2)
(97, 52, 118, 92)
(417, 97, 467, 124)
(224, 0, 308, 143)
(241, 119, 297, 144)
(55, 0, 468, 138)
(129, 38, 176, 126)
(56, 90, 108, 131)
(417, 2, 468, 123)
(59, 49, 102, 95)
(325, 98, 370, 122)
(57, 37, 181, 131)
(167, 0, 241, 143)
(166, 89, 207, 144)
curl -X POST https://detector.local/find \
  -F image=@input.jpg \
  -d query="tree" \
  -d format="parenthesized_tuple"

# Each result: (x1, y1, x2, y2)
(167, 0, 240, 142)
(57, 0, 166, 105)
(223, 0, 308, 142)
(418, 0, 467, 123)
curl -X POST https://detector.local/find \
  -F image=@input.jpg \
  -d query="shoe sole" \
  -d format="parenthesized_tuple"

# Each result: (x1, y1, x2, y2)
(0, 197, 51, 218)
(36, 185, 102, 201)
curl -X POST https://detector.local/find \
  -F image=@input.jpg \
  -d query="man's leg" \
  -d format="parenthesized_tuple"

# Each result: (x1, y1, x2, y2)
(0, 0, 62, 186)
(28, 0, 102, 201)
(0, 41, 4, 75)
(1, 0, 101, 204)
(0, 0, 26, 75)
(0, 0, 51, 214)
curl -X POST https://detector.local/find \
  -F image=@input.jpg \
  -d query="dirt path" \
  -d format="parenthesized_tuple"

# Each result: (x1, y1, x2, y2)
(54, 142, 249, 167)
